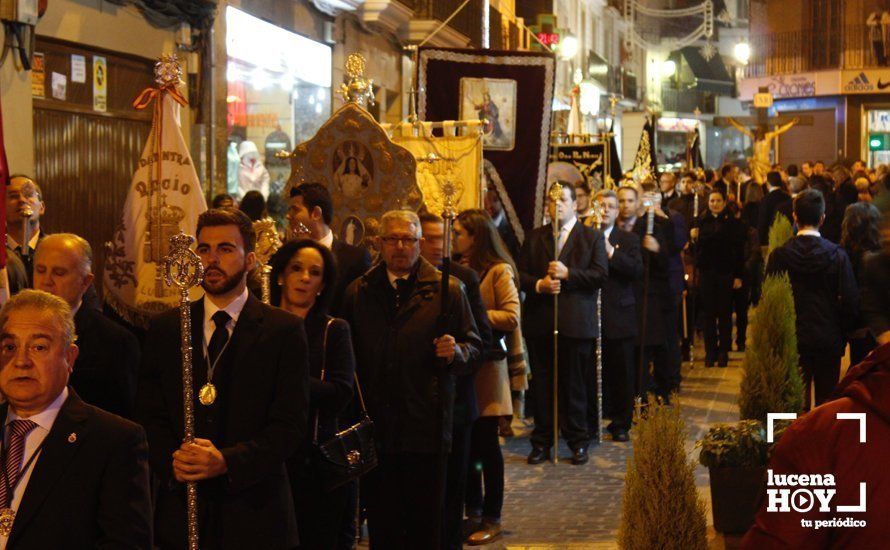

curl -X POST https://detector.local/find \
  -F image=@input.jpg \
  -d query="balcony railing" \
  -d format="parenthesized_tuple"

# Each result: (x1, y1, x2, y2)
(413, 0, 484, 45)
(746, 24, 880, 77)
(661, 88, 716, 114)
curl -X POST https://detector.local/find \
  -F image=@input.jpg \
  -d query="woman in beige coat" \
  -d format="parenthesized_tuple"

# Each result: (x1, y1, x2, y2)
(454, 209, 522, 545)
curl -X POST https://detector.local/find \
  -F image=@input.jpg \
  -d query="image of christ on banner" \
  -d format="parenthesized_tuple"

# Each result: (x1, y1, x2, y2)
(460, 77, 516, 151)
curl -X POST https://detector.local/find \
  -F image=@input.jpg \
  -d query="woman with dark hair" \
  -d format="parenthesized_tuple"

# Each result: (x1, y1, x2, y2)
(691, 190, 746, 367)
(841, 202, 883, 364)
(269, 239, 355, 549)
(239, 190, 267, 222)
(453, 209, 523, 545)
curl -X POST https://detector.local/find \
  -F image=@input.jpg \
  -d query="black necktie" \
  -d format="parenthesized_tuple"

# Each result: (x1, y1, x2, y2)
(208, 311, 231, 365)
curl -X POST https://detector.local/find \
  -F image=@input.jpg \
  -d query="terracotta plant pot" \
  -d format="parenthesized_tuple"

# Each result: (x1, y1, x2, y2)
(708, 465, 766, 534)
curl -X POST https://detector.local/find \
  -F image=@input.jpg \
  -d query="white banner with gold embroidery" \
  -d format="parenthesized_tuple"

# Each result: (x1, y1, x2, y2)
(387, 122, 483, 217)
(104, 93, 207, 326)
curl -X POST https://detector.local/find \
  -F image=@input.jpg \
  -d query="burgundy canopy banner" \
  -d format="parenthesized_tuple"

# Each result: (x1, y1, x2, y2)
(0, 91, 8, 269)
(418, 48, 556, 239)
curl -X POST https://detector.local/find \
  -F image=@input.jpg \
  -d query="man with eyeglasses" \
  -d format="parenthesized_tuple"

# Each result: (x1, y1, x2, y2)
(342, 209, 482, 549)
(5, 175, 45, 285)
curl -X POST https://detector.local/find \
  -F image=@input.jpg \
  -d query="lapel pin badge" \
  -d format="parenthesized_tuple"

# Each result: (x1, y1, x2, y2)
(68, 432, 77, 443)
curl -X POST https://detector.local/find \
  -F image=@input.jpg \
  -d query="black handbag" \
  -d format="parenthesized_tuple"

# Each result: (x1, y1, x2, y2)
(314, 319, 378, 492)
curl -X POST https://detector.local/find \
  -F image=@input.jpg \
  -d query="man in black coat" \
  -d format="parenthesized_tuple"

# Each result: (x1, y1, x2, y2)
(757, 170, 793, 245)
(519, 183, 608, 465)
(0, 290, 152, 549)
(5, 175, 45, 284)
(417, 213, 493, 550)
(484, 180, 520, 261)
(342, 210, 482, 550)
(861, 236, 890, 347)
(766, 189, 858, 409)
(594, 190, 643, 442)
(138, 209, 309, 549)
(287, 182, 372, 314)
(616, 186, 675, 401)
(33, 233, 140, 418)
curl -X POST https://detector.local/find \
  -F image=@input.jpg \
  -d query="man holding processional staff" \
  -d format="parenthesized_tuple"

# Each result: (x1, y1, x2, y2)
(518, 182, 608, 466)
(137, 209, 310, 549)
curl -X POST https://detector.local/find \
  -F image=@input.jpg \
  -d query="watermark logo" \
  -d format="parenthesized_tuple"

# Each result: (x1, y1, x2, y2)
(765, 413, 867, 530)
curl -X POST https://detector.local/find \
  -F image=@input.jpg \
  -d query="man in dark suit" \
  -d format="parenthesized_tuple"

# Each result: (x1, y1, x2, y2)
(5, 175, 45, 284)
(616, 186, 675, 402)
(519, 183, 608, 465)
(757, 170, 793, 245)
(33, 233, 140, 418)
(594, 190, 643, 442)
(342, 210, 481, 549)
(765, 189, 858, 409)
(138, 209, 309, 549)
(287, 182, 372, 314)
(0, 290, 151, 548)
(484, 180, 520, 261)
(418, 213, 492, 550)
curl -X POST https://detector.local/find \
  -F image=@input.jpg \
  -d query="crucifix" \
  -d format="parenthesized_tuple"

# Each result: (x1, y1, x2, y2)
(714, 87, 813, 185)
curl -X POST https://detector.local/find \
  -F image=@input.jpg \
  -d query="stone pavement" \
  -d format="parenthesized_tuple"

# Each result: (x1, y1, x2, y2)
(482, 349, 745, 550)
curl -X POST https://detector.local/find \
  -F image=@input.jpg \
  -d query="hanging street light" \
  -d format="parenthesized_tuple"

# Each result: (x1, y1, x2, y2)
(734, 42, 751, 65)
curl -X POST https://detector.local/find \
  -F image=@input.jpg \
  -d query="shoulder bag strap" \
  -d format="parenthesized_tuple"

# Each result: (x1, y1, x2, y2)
(313, 317, 335, 445)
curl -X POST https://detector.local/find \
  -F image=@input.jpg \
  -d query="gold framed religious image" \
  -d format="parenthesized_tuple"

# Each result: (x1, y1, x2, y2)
(333, 140, 374, 200)
(460, 77, 517, 151)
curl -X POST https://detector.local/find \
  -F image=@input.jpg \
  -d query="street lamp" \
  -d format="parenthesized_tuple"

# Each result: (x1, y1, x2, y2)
(734, 42, 751, 65)
(660, 59, 677, 78)
(560, 34, 579, 60)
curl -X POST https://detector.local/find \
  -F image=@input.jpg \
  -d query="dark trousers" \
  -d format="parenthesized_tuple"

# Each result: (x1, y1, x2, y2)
(850, 334, 877, 367)
(442, 421, 472, 550)
(700, 271, 734, 362)
(659, 294, 683, 390)
(465, 416, 505, 521)
(291, 458, 350, 549)
(603, 337, 635, 433)
(800, 354, 842, 410)
(527, 336, 592, 450)
(364, 452, 446, 550)
(733, 284, 750, 348)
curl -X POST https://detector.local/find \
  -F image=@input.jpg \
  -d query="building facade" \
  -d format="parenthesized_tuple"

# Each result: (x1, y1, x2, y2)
(740, 0, 889, 167)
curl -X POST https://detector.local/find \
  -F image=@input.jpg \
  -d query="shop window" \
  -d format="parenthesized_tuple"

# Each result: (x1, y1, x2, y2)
(225, 7, 331, 225)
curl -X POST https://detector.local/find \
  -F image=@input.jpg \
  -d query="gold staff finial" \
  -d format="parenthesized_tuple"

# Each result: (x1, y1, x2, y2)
(154, 54, 184, 88)
(339, 53, 375, 108)
(253, 218, 283, 304)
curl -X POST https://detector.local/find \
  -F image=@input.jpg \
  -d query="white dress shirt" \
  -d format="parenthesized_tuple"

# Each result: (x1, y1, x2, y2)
(318, 228, 334, 250)
(6, 231, 41, 252)
(0, 387, 68, 550)
(202, 288, 249, 354)
(797, 228, 821, 238)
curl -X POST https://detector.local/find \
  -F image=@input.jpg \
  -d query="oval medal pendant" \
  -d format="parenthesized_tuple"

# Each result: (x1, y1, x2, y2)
(198, 382, 217, 406)
(0, 507, 16, 537)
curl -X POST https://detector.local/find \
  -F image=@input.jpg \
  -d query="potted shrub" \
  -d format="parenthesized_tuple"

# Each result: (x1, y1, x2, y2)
(697, 272, 802, 534)
(697, 421, 769, 534)
(619, 403, 707, 549)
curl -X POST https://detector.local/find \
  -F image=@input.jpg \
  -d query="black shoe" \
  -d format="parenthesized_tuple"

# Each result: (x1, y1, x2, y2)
(736, 343, 746, 352)
(527, 446, 550, 464)
(718, 353, 729, 366)
(571, 446, 589, 465)
(612, 429, 630, 442)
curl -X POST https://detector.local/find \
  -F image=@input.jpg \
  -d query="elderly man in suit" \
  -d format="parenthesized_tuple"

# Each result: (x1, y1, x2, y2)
(519, 182, 608, 465)
(593, 190, 643, 442)
(137, 208, 309, 549)
(287, 182, 372, 314)
(33, 234, 140, 418)
(0, 290, 152, 549)
(342, 209, 482, 549)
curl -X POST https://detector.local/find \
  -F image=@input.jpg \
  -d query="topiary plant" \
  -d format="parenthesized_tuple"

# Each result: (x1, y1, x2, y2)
(618, 403, 707, 550)
(767, 213, 794, 260)
(697, 420, 768, 469)
(739, 272, 803, 423)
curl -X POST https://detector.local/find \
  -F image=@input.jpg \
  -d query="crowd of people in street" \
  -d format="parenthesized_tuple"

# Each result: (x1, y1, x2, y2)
(0, 158, 886, 548)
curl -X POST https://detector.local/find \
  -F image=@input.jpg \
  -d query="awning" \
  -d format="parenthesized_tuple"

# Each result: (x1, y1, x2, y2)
(680, 46, 734, 94)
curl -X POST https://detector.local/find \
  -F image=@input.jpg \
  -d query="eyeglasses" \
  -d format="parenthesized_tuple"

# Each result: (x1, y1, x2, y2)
(380, 236, 419, 246)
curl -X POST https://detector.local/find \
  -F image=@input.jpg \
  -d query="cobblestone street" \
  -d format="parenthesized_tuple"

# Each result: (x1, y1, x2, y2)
(486, 350, 745, 550)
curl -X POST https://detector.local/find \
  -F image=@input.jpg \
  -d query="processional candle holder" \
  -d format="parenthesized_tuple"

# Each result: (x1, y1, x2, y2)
(548, 181, 563, 464)
(162, 231, 204, 550)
